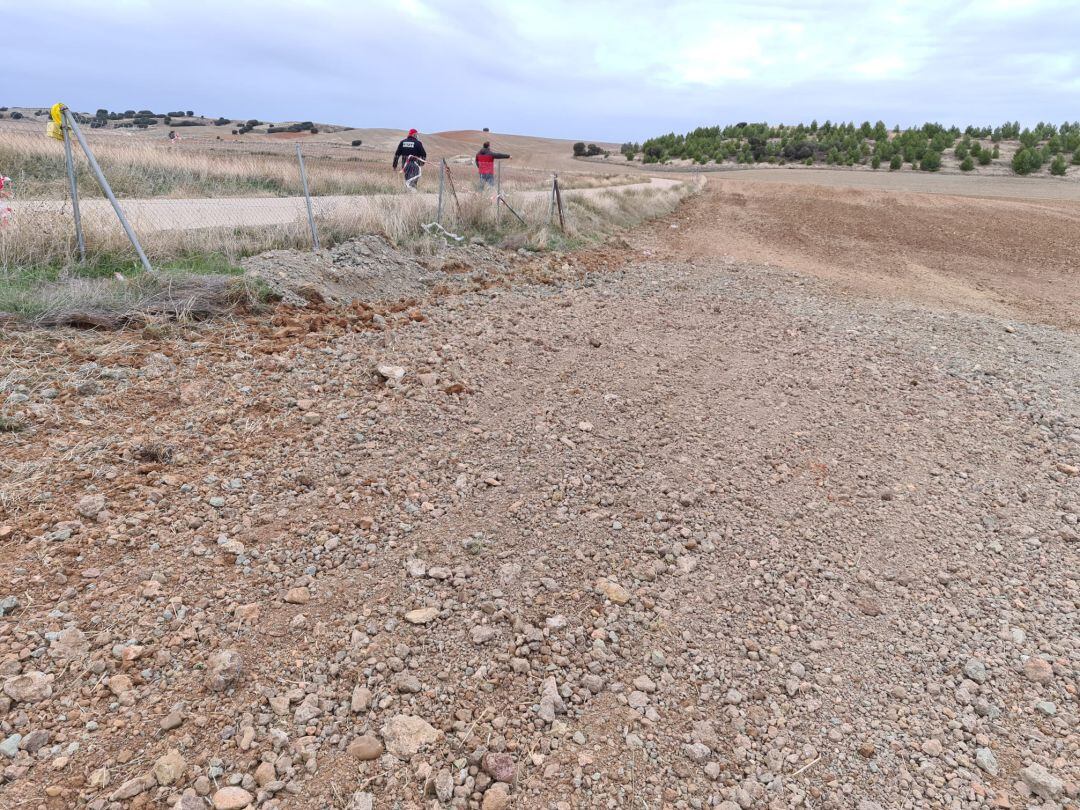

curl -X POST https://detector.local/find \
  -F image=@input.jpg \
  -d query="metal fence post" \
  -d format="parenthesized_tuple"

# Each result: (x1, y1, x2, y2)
(62, 117, 86, 263)
(296, 144, 319, 251)
(437, 158, 446, 225)
(62, 107, 152, 273)
(549, 173, 557, 226)
(496, 159, 502, 227)
(554, 175, 565, 231)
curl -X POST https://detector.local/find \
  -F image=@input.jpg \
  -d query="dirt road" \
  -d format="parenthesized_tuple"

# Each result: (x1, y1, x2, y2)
(9, 178, 680, 233)
(0, 185, 1077, 809)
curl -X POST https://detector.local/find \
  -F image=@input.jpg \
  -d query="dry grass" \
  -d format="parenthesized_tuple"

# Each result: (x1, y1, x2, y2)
(0, 130, 398, 199)
(0, 179, 696, 324)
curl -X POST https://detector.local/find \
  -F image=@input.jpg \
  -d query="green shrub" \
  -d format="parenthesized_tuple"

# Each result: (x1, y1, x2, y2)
(1073, 148, 1080, 165)
(585, 144, 604, 156)
(992, 145, 1000, 158)
(10, 112, 23, 119)
(871, 155, 881, 169)
(351, 139, 363, 147)
(1050, 155, 1067, 176)
(572, 142, 586, 157)
(1012, 147, 1043, 175)
(920, 151, 942, 171)
(955, 144, 968, 160)
(803, 157, 813, 165)
(978, 150, 992, 165)
(969, 142, 982, 157)
(960, 156, 974, 171)
(889, 154, 902, 171)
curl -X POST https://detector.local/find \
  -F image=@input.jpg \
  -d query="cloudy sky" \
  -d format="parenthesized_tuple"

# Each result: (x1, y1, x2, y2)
(8, 0, 1079, 141)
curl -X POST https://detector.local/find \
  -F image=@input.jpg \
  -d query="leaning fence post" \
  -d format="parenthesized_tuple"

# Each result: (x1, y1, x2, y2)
(62, 107, 151, 273)
(554, 175, 565, 231)
(496, 159, 502, 227)
(62, 116, 85, 263)
(437, 158, 446, 225)
(549, 173, 557, 226)
(296, 144, 319, 251)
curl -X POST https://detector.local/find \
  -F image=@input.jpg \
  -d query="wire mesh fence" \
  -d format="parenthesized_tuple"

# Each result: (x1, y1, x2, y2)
(0, 115, 646, 274)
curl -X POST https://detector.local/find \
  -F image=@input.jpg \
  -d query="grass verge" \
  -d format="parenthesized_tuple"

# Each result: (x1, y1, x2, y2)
(1, 180, 697, 327)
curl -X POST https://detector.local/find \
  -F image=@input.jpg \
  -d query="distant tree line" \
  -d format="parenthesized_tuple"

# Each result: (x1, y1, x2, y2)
(629, 120, 1080, 176)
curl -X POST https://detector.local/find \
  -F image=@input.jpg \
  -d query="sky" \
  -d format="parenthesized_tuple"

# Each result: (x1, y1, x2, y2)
(6, 0, 1080, 141)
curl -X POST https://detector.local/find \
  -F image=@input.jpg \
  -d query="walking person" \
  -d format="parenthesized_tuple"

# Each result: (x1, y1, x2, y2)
(393, 128, 427, 190)
(475, 141, 510, 189)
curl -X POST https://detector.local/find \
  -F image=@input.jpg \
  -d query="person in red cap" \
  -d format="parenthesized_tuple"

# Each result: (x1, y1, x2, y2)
(393, 129, 427, 189)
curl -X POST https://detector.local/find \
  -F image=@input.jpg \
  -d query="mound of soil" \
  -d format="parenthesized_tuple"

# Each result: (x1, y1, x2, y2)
(242, 236, 443, 306)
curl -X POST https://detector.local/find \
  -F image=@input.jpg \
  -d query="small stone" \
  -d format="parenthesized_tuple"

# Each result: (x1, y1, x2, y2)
(76, 494, 106, 518)
(632, 675, 657, 693)
(108, 674, 133, 696)
(161, 711, 184, 731)
(0, 596, 19, 616)
(206, 649, 244, 692)
(380, 715, 439, 757)
(482, 752, 517, 783)
(482, 782, 511, 810)
(348, 735, 384, 761)
(975, 747, 999, 776)
(434, 768, 454, 801)
(351, 685, 373, 712)
(683, 742, 711, 763)
(284, 586, 311, 604)
(212, 786, 255, 809)
(153, 749, 187, 786)
(3, 671, 52, 704)
(921, 739, 943, 757)
(854, 596, 883, 616)
(1020, 763, 1063, 800)
(963, 658, 988, 684)
(376, 363, 407, 384)
(471, 625, 496, 644)
(110, 775, 152, 801)
(595, 578, 631, 604)
(1035, 700, 1057, 716)
(405, 607, 438, 624)
(254, 761, 276, 787)
(1023, 657, 1053, 684)
(347, 792, 374, 810)
(858, 742, 876, 758)
(0, 734, 21, 758)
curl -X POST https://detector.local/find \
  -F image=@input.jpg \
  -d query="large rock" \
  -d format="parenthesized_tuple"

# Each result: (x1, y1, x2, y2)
(538, 676, 566, 723)
(482, 782, 511, 810)
(153, 749, 187, 785)
(380, 715, 439, 757)
(212, 786, 254, 809)
(48, 627, 89, 662)
(76, 494, 107, 518)
(3, 671, 52, 704)
(206, 649, 244, 692)
(482, 751, 517, 783)
(109, 774, 153, 801)
(595, 578, 631, 604)
(404, 607, 439, 625)
(1023, 657, 1054, 684)
(347, 734, 384, 761)
(1020, 764, 1063, 800)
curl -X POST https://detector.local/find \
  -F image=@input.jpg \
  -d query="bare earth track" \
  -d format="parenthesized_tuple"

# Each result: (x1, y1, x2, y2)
(0, 177, 1077, 810)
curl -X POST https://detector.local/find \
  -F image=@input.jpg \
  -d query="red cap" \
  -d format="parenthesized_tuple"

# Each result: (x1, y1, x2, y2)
(408, 129, 418, 136)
